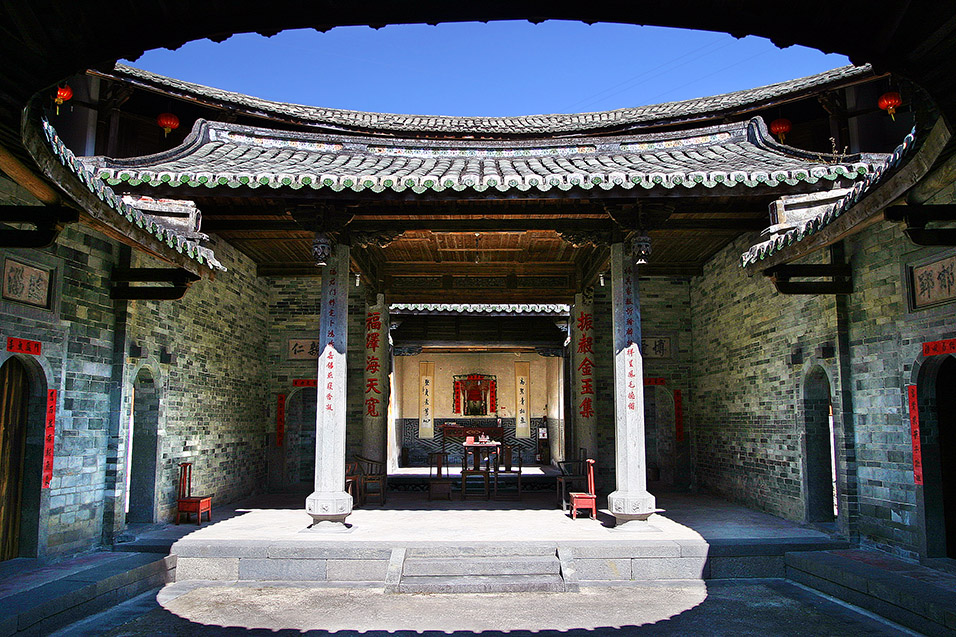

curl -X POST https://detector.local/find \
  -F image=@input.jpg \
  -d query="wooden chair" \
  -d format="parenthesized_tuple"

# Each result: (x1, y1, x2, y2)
(556, 459, 587, 511)
(460, 452, 490, 500)
(345, 461, 361, 506)
(428, 452, 453, 501)
(569, 459, 597, 520)
(354, 455, 387, 505)
(493, 445, 522, 500)
(176, 462, 211, 525)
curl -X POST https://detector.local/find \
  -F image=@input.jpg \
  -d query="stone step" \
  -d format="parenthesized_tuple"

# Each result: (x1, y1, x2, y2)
(399, 574, 566, 594)
(405, 545, 557, 559)
(403, 555, 561, 577)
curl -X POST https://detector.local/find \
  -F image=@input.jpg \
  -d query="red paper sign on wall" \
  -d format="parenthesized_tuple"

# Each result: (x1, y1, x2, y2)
(674, 389, 684, 443)
(7, 337, 41, 356)
(644, 377, 666, 386)
(907, 385, 923, 485)
(276, 394, 286, 447)
(922, 338, 956, 357)
(42, 389, 56, 488)
(292, 379, 317, 387)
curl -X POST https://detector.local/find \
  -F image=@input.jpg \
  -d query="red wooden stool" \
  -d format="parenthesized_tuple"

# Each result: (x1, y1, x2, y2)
(569, 459, 597, 520)
(176, 462, 212, 525)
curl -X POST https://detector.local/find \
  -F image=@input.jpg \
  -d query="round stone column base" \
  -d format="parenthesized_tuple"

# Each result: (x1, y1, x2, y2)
(607, 490, 657, 526)
(306, 490, 352, 525)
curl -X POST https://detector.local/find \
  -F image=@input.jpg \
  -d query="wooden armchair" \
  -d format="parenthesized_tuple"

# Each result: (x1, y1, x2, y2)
(354, 455, 387, 505)
(556, 459, 587, 511)
(569, 459, 597, 520)
(176, 462, 211, 525)
(345, 461, 360, 506)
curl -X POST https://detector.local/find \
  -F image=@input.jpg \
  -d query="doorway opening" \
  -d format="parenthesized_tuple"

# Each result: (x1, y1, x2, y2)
(804, 366, 837, 523)
(126, 368, 160, 524)
(0, 356, 44, 561)
(919, 354, 956, 558)
(288, 388, 317, 485)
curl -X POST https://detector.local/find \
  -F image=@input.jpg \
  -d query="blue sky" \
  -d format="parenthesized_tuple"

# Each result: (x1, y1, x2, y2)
(125, 21, 851, 117)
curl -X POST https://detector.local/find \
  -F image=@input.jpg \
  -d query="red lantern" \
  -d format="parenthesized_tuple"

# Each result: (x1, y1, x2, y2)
(770, 118, 792, 142)
(157, 112, 180, 137)
(879, 91, 902, 121)
(53, 85, 72, 115)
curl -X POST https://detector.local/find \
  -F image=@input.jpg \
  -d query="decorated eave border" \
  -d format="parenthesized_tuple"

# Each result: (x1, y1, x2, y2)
(390, 303, 571, 316)
(90, 119, 877, 196)
(740, 127, 917, 268)
(41, 118, 225, 271)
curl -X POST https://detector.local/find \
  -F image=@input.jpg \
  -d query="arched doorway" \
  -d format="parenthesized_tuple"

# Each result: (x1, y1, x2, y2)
(288, 388, 317, 485)
(0, 356, 44, 561)
(804, 366, 837, 524)
(126, 368, 160, 524)
(918, 354, 956, 558)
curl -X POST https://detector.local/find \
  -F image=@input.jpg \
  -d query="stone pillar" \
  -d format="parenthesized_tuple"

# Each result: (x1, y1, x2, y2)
(305, 244, 352, 526)
(606, 242, 657, 525)
(571, 289, 597, 460)
(362, 293, 388, 462)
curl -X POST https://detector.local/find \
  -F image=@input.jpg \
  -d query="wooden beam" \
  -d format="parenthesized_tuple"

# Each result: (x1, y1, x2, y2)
(745, 117, 953, 275)
(0, 204, 78, 247)
(662, 218, 767, 231)
(0, 143, 60, 204)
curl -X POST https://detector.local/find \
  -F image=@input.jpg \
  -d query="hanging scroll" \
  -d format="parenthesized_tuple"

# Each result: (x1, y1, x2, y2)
(515, 362, 531, 438)
(419, 362, 435, 439)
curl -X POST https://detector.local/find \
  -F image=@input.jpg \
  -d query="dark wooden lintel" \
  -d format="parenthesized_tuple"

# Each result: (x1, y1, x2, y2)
(885, 203, 956, 223)
(771, 280, 853, 295)
(764, 263, 852, 279)
(903, 227, 956, 246)
(0, 204, 78, 248)
(110, 267, 200, 300)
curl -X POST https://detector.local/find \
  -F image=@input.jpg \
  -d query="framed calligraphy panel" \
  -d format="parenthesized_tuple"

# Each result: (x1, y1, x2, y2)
(907, 249, 956, 311)
(3, 257, 52, 309)
(287, 338, 320, 360)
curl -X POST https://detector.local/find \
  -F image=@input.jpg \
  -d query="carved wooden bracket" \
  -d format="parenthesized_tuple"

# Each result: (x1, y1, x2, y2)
(885, 204, 956, 246)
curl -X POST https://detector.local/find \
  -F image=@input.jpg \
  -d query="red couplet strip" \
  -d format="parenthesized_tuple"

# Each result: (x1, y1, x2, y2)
(907, 385, 923, 485)
(674, 389, 684, 443)
(42, 389, 56, 488)
(292, 379, 317, 387)
(7, 337, 41, 356)
(922, 339, 956, 357)
(276, 394, 286, 447)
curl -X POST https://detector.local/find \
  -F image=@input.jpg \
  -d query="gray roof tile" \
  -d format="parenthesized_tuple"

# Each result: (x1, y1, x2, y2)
(85, 117, 886, 196)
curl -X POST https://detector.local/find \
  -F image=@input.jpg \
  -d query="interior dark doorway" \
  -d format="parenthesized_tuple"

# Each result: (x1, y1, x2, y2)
(126, 368, 160, 524)
(934, 356, 956, 557)
(804, 366, 837, 524)
(289, 388, 317, 485)
(1, 357, 30, 560)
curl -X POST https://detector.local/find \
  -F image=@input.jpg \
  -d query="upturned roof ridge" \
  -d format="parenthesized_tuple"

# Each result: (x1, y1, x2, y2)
(101, 63, 874, 137)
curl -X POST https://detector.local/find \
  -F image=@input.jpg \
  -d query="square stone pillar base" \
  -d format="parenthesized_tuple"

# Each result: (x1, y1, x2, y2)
(607, 490, 657, 526)
(306, 491, 353, 525)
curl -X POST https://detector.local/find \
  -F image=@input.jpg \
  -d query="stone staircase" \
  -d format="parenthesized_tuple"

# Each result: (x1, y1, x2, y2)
(389, 546, 568, 593)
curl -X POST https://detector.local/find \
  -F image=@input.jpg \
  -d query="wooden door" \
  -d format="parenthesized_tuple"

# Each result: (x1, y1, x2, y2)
(0, 357, 29, 561)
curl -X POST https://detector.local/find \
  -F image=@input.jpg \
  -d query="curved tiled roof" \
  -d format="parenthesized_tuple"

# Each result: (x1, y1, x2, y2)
(40, 118, 225, 271)
(740, 127, 917, 267)
(85, 117, 884, 196)
(104, 63, 875, 137)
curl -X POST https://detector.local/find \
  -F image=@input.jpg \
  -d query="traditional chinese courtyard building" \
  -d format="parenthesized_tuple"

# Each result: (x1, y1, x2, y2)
(1, 2, 956, 584)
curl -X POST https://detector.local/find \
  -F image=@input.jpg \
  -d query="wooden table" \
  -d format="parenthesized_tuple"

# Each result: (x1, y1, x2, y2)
(463, 441, 501, 470)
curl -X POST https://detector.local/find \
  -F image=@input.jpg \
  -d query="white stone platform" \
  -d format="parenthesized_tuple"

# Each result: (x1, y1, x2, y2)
(130, 490, 848, 591)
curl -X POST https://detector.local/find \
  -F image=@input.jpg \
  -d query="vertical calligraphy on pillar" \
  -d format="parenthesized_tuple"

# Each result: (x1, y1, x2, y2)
(419, 362, 435, 438)
(318, 264, 343, 422)
(907, 385, 923, 485)
(572, 290, 597, 457)
(42, 389, 56, 488)
(515, 361, 531, 437)
(364, 310, 384, 419)
(276, 394, 286, 447)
